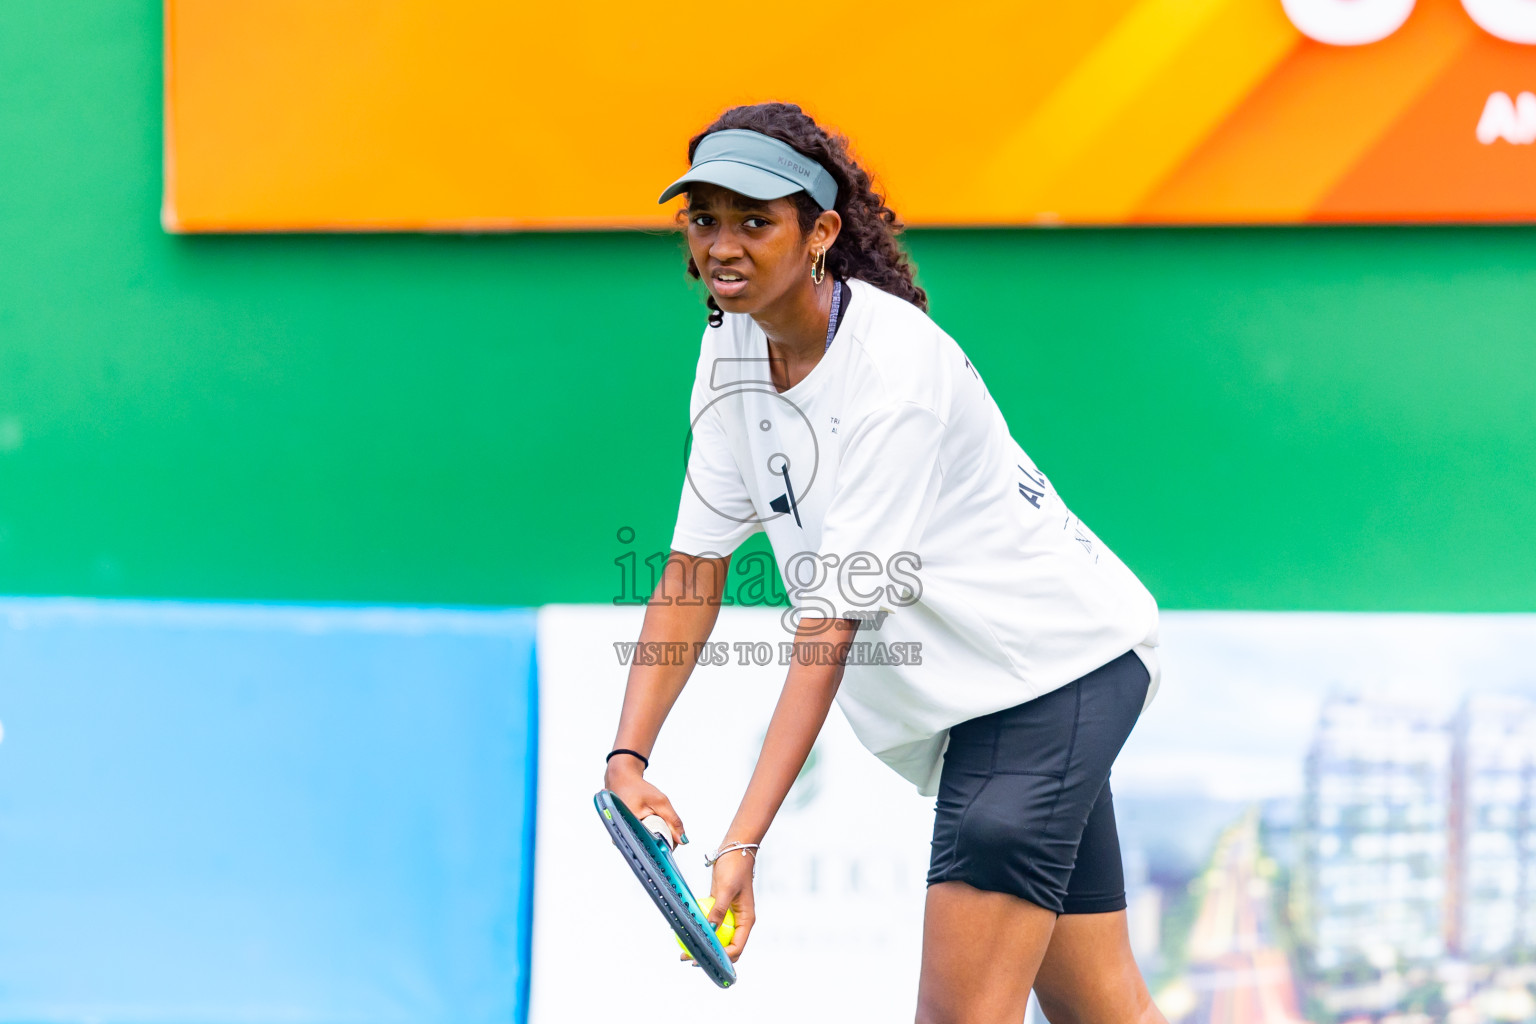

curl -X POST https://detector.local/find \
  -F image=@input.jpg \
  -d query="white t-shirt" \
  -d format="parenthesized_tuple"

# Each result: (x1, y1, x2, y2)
(670, 278, 1160, 796)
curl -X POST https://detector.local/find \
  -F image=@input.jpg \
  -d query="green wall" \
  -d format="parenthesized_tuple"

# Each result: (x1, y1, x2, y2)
(2, 1, 1533, 611)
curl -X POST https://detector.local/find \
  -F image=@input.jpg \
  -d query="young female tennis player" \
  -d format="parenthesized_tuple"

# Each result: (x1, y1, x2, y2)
(603, 102, 1165, 1024)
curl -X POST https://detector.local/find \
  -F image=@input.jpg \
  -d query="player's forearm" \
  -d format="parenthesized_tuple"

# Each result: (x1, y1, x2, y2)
(723, 619, 856, 846)
(609, 553, 730, 766)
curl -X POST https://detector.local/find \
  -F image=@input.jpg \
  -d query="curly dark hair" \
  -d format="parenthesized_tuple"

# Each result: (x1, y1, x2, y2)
(681, 102, 927, 328)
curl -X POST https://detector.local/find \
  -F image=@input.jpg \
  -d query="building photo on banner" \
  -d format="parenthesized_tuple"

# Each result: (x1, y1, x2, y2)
(0, 2, 1534, 1024)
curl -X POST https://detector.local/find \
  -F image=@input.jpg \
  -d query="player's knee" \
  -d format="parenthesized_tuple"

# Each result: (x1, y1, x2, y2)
(913, 998, 964, 1024)
(1034, 983, 1162, 1024)
(1034, 991, 1080, 1024)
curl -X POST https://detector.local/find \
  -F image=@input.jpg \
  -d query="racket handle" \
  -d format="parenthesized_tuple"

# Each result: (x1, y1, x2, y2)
(641, 814, 675, 850)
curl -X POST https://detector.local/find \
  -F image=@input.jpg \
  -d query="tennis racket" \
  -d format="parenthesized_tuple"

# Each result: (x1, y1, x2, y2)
(594, 789, 738, 989)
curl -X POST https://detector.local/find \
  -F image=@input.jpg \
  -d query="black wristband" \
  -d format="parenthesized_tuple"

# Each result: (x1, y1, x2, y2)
(606, 748, 649, 769)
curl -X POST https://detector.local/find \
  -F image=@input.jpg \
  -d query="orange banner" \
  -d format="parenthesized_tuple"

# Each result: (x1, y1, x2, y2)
(163, 0, 1536, 230)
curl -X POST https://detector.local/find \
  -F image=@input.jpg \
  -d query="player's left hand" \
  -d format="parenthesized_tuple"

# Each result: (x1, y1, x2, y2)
(707, 845, 757, 962)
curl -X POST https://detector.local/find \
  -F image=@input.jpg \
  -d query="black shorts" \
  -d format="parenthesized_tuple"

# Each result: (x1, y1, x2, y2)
(926, 650, 1150, 914)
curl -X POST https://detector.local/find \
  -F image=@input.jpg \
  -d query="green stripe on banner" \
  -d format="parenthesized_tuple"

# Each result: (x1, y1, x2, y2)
(1, 0, 1534, 611)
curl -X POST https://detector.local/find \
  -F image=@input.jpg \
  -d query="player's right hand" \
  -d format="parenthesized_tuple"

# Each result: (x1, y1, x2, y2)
(603, 761, 687, 848)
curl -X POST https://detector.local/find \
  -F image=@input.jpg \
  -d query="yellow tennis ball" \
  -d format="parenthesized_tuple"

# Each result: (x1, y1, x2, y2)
(676, 895, 736, 958)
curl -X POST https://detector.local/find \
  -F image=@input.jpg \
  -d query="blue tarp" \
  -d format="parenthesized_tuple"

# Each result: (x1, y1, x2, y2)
(0, 599, 537, 1024)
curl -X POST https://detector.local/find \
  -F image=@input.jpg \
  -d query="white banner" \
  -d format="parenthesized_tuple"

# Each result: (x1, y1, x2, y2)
(531, 605, 934, 1023)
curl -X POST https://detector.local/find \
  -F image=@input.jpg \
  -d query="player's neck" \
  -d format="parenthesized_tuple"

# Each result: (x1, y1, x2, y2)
(753, 277, 835, 388)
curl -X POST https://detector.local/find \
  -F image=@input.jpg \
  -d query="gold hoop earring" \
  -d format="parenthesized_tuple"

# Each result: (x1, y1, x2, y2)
(810, 247, 827, 285)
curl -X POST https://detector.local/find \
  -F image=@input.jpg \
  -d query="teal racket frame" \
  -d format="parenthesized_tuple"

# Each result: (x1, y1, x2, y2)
(594, 789, 737, 989)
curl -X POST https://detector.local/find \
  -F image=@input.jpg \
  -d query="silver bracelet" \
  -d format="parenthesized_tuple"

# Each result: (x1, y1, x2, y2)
(703, 842, 759, 867)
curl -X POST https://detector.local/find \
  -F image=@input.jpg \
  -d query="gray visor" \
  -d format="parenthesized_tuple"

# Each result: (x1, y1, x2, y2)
(657, 129, 838, 211)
